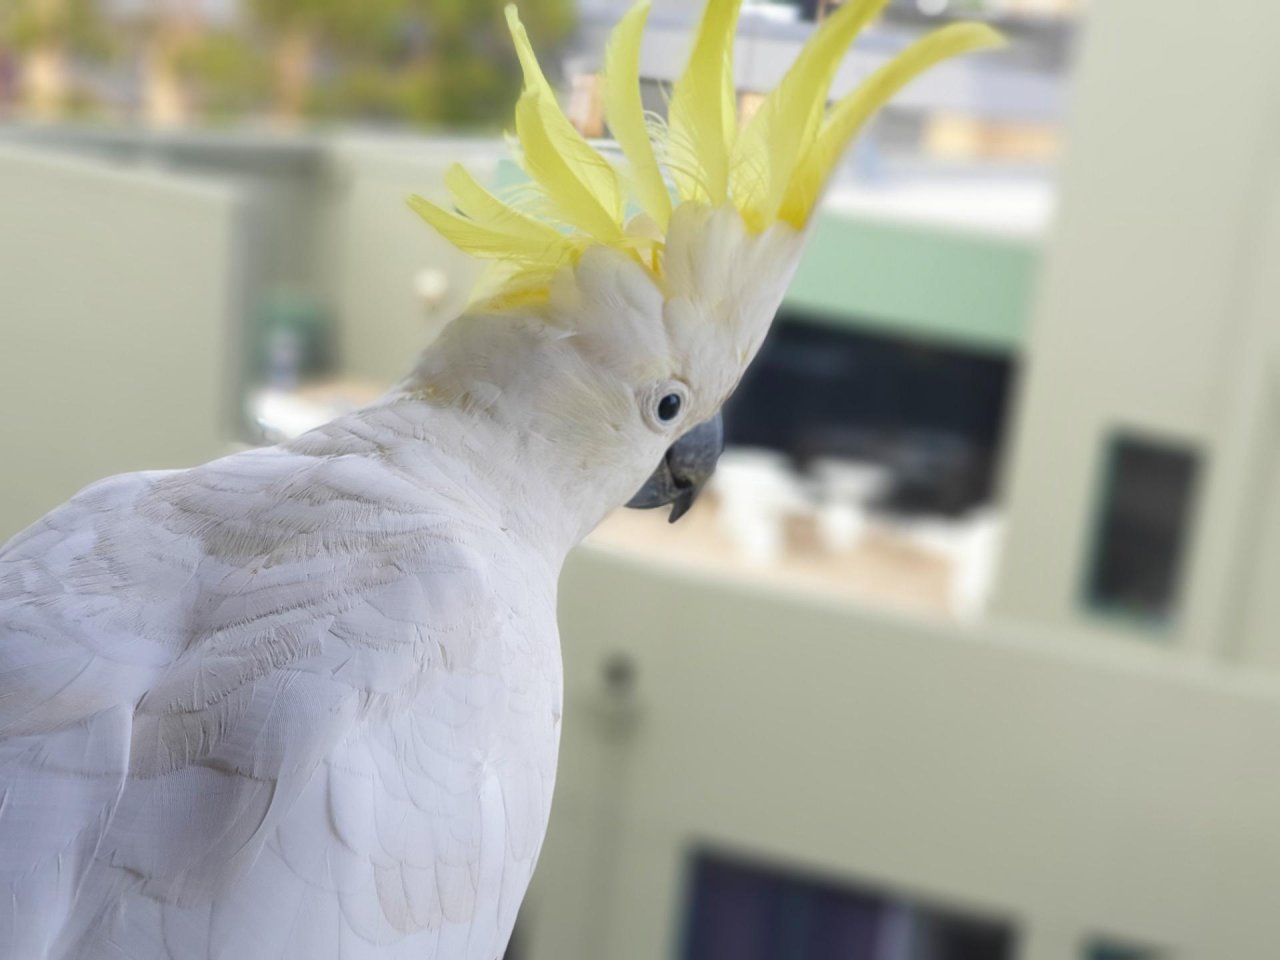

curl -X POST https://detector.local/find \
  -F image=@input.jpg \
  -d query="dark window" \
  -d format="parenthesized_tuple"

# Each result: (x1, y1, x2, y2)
(1084, 938, 1164, 960)
(722, 314, 1015, 517)
(682, 851, 1015, 960)
(1085, 434, 1200, 626)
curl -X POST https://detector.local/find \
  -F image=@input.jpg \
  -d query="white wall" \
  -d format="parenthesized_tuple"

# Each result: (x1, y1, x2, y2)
(0, 145, 244, 540)
(520, 547, 1280, 960)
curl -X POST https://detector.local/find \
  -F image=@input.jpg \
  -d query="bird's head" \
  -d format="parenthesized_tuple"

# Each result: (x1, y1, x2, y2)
(408, 0, 1001, 531)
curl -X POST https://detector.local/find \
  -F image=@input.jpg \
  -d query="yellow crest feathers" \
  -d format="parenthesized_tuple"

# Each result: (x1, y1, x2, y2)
(514, 90, 626, 243)
(779, 21, 1007, 225)
(666, 0, 744, 206)
(506, 5, 625, 240)
(407, 192, 577, 266)
(442, 163, 575, 253)
(731, 0, 890, 231)
(409, 2, 1004, 309)
(604, 1, 672, 231)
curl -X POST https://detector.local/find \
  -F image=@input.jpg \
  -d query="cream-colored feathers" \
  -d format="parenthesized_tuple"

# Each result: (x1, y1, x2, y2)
(409, 0, 1003, 308)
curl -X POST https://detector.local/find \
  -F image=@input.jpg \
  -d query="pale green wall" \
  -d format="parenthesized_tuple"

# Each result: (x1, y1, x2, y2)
(0, 145, 243, 540)
(520, 547, 1280, 960)
(1222, 136, 1280, 670)
(0, 126, 333, 404)
(990, 0, 1280, 658)
(1237, 421, 1280, 669)
(786, 212, 1036, 352)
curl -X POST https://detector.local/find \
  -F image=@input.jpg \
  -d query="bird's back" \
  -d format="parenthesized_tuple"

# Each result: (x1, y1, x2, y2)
(0, 420, 563, 959)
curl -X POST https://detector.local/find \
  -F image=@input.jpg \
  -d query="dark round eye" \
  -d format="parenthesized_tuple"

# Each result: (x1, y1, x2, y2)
(657, 393, 683, 422)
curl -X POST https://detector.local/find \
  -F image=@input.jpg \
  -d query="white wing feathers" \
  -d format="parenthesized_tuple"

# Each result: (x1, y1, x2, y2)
(0, 428, 561, 960)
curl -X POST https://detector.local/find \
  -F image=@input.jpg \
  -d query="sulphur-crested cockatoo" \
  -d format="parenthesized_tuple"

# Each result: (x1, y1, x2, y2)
(0, 2, 999, 957)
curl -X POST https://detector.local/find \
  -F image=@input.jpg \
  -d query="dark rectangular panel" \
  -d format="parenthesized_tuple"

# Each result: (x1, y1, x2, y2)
(1085, 434, 1200, 626)
(1085, 938, 1165, 960)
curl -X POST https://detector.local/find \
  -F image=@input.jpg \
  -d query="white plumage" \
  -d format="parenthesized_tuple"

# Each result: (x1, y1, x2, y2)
(0, 217, 807, 959)
(0, 0, 997, 949)
(1, 438, 560, 960)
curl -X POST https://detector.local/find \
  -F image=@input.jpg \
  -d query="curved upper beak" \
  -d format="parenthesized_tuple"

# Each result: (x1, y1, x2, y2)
(626, 414, 725, 523)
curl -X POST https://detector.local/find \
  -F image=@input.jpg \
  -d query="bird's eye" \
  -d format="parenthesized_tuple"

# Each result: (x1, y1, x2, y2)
(657, 393, 683, 422)
(641, 381, 690, 432)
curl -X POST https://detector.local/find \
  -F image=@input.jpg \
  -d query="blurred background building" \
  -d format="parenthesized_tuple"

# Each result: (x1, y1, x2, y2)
(5, 0, 1280, 958)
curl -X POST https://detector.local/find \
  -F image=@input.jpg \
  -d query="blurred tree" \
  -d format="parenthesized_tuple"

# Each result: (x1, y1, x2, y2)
(136, 0, 201, 126)
(255, 0, 575, 128)
(246, 0, 404, 123)
(176, 30, 272, 124)
(402, 0, 575, 128)
(2, 0, 110, 119)
(134, 1, 274, 128)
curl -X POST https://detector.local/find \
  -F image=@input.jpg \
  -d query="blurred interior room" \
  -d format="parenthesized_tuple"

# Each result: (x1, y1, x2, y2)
(3, 0, 1280, 958)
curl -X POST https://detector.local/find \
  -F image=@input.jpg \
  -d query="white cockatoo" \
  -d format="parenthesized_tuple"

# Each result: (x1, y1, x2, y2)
(0, 2, 999, 957)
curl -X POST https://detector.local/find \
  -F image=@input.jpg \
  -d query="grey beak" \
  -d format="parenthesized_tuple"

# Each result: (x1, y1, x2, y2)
(626, 414, 725, 523)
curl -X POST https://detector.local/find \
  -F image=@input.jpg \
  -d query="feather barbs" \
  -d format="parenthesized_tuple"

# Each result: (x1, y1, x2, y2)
(409, 1, 1004, 310)
(605, 1, 672, 231)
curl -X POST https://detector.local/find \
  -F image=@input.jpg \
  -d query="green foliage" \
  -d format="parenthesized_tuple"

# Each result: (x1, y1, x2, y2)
(0, 0, 577, 128)
(177, 32, 273, 121)
(248, 0, 407, 49)
(254, 0, 577, 128)
(3, 0, 112, 59)
(62, 83, 106, 117)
